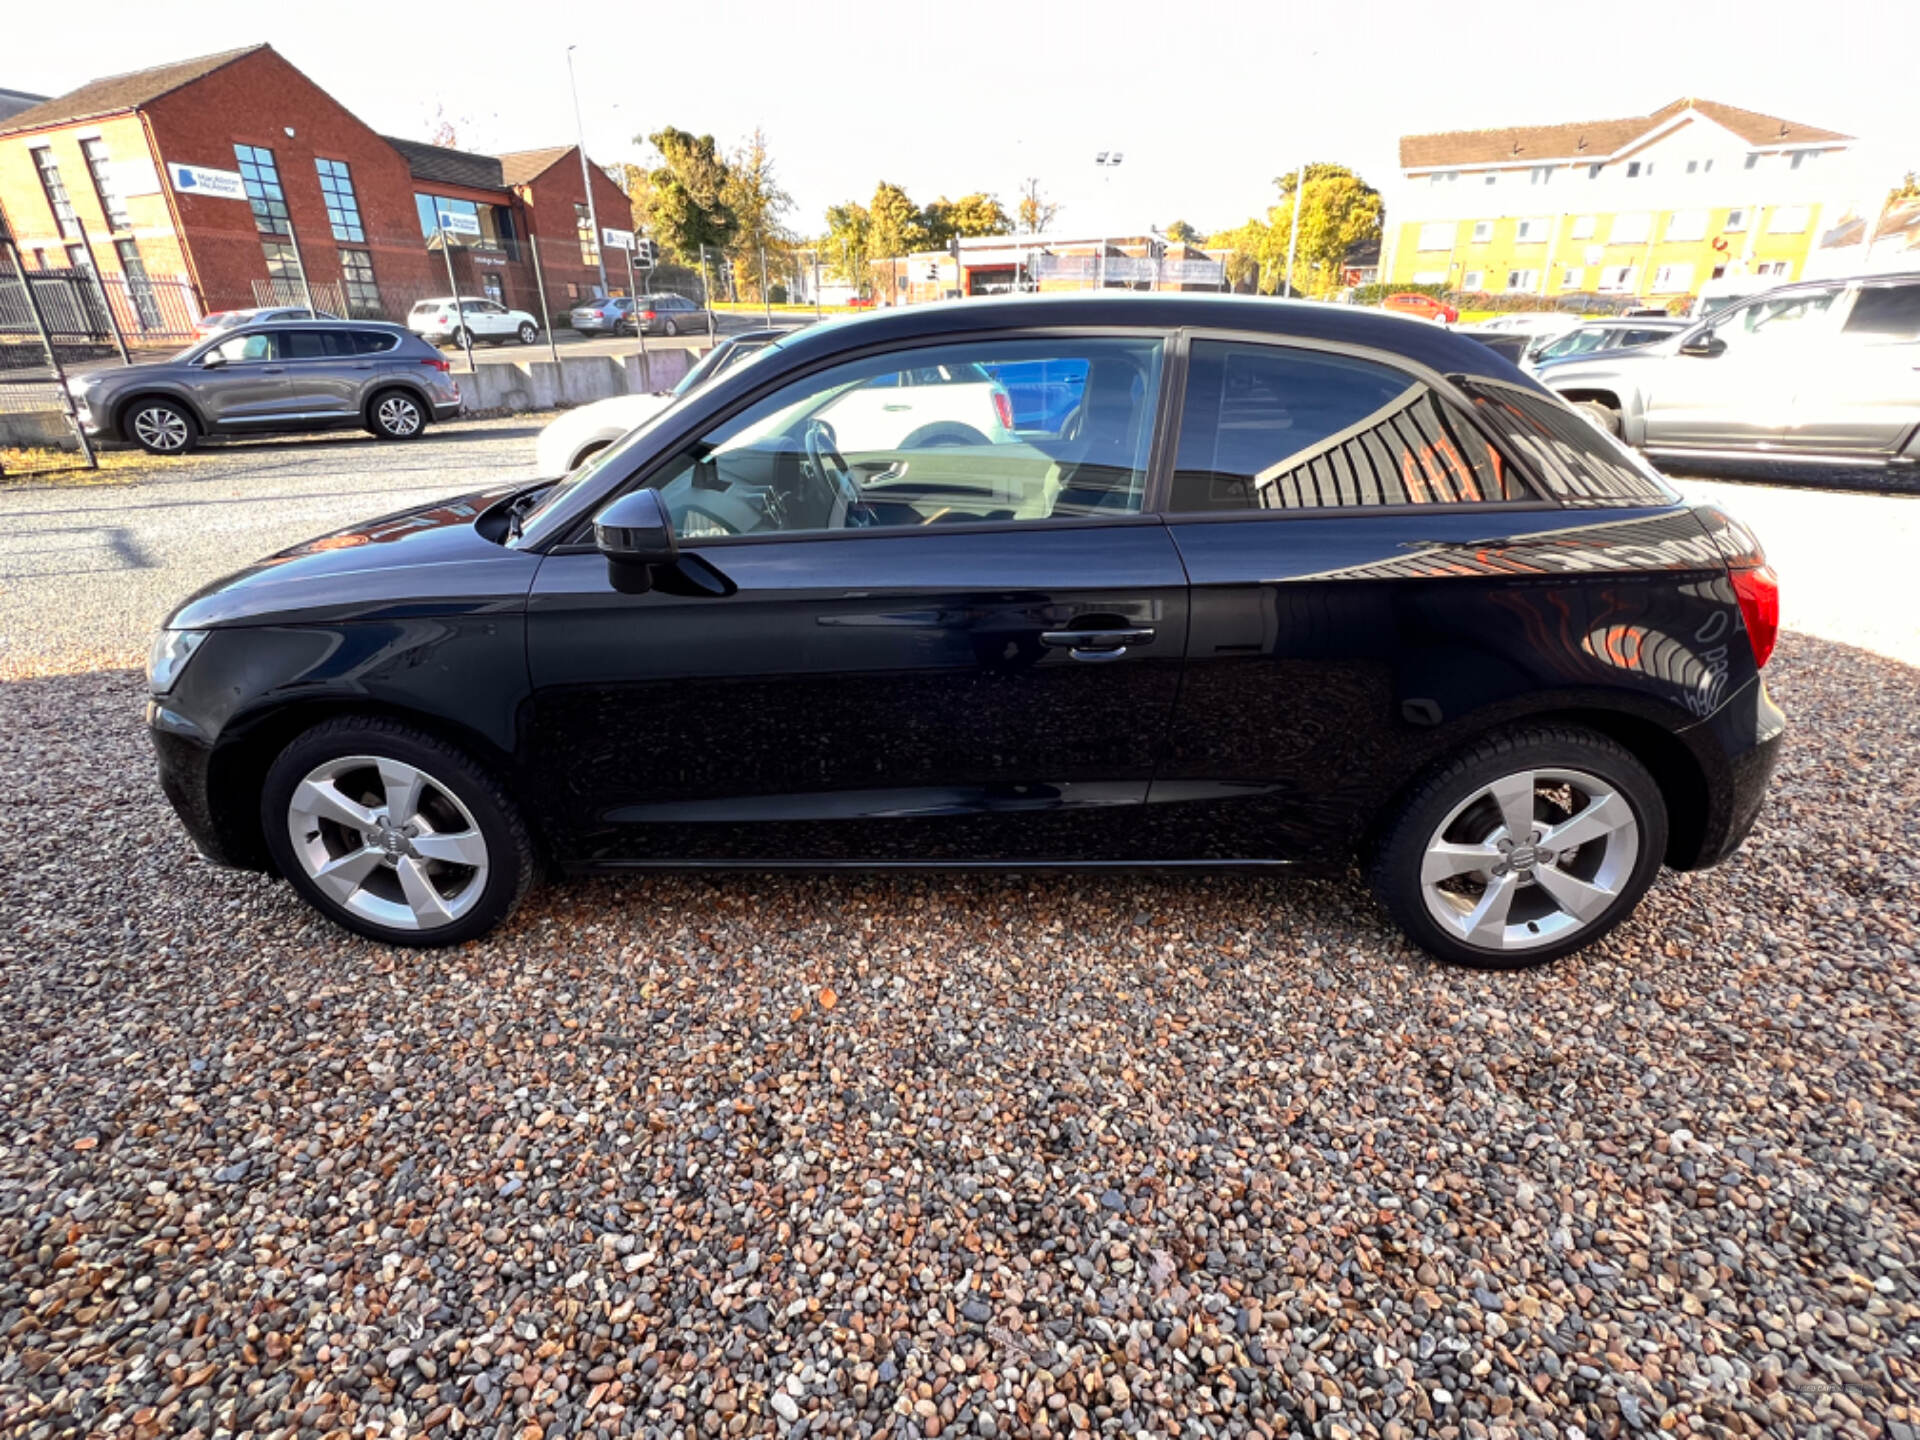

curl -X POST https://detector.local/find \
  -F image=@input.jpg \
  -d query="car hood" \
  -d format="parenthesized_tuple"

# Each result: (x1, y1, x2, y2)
(80, 357, 189, 387)
(167, 482, 546, 630)
(1540, 346, 1671, 385)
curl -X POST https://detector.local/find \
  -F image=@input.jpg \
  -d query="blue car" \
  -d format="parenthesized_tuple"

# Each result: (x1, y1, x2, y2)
(982, 357, 1087, 432)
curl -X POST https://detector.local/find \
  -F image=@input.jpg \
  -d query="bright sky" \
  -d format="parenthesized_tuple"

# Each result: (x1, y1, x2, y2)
(11, 0, 1920, 235)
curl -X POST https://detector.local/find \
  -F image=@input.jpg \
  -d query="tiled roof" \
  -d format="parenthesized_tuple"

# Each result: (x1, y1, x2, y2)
(1399, 97, 1850, 170)
(498, 146, 573, 187)
(0, 46, 264, 135)
(383, 136, 506, 192)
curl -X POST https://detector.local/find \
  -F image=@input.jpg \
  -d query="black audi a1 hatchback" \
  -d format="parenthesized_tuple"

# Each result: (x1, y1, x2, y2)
(148, 294, 1783, 967)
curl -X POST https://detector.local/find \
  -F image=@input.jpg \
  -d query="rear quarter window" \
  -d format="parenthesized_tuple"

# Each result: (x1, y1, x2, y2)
(1456, 380, 1674, 505)
(1169, 341, 1528, 511)
(1843, 284, 1920, 339)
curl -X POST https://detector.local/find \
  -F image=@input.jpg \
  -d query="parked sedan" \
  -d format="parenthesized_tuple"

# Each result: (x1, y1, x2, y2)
(147, 294, 1782, 968)
(569, 297, 638, 335)
(1382, 293, 1458, 324)
(407, 297, 542, 347)
(1524, 318, 1688, 373)
(1541, 272, 1920, 472)
(533, 329, 792, 474)
(629, 293, 710, 336)
(68, 321, 460, 454)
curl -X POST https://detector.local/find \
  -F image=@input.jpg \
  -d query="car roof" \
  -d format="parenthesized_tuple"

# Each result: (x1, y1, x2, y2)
(223, 319, 412, 333)
(768, 293, 1535, 386)
(1580, 317, 1685, 329)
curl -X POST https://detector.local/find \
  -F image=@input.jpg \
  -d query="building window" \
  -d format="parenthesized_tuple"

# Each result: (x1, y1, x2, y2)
(261, 239, 301, 281)
(1651, 263, 1694, 293)
(115, 238, 163, 329)
(1611, 213, 1653, 245)
(1745, 153, 1760, 169)
(1410, 270, 1447, 284)
(80, 139, 130, 231)
(1429, 171, 1458, 184)
(234, 144, 291, 235)
(1767, 206, 1810, 235)
(1626, 162, 1642, 178)
(315, 158, 365, 243)
(1483, 173, 1496, 186)
(1599, 265, 1638, 293)
(1725, 208, 1748, 232)
(1570, 215, 1597, 240)
(65, 243, 88, 270)
(1471, 220, 1493, 243)
(338, 246, 382, 317)
(1505, 269, 1540, 292)
(576, 203, 600, 265)
(1416, 221, 1454, 252)
(1790, 150, 1820, 170)
(31, 147, 79, 238)
(1665, 211, 1708, 242)
(1529, 166, 1553, 185)
(1561, 266, 1584, 290)
(1515, 217, 1549, 244)
(1587, 163, 1602, 179)
(481, 272, 504, 303)
(1461, 269, 1484, 290)
(1756, 261, 1789, 277)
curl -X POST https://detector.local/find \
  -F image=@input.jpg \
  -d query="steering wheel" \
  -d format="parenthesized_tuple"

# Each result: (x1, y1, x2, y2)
(804, 419, 868, 527)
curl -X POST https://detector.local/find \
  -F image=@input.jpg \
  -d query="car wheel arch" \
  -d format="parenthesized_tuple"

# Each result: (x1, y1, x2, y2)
(114, 388, 208, 437)
(362, 382, 434, 426)
(206, 698, 543, 875)
(1358, 703, 1713, 872)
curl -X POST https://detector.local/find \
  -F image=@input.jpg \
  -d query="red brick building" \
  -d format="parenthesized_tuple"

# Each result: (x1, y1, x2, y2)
(0, 44, 630, 335)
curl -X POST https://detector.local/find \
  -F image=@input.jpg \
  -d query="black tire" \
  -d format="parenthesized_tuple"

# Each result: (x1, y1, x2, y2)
(1370, 725, 1667, 970)
(124, 396, 198, 455)
(518, 322, 538, 345)
(367, 388, 428, 440)
(261, 717, 535, 948)
(664, 318, 679, 336)
(447, 326, 472, 350)
(1576, 400, 1623, 437)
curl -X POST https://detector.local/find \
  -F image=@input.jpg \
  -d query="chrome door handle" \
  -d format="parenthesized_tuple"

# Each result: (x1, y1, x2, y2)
(1041, 627, 1153, 661)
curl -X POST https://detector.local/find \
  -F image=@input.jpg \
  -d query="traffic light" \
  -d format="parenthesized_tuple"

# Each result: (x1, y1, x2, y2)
(635, 236, 657, 269)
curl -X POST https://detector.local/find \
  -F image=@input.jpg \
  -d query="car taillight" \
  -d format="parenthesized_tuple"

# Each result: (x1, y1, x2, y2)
(642, 309, 656, 320)
(992, 389, 1014, 431)
(589, 310, 603, 318)
(420, 357, 452, 373)
(1730, 563, 1779, 670)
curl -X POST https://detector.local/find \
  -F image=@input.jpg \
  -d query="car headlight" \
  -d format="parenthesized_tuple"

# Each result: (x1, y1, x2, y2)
(148, 628, 209, 695)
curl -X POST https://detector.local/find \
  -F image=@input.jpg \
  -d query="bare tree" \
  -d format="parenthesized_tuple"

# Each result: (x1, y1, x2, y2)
(1016, 178, 1059, 235)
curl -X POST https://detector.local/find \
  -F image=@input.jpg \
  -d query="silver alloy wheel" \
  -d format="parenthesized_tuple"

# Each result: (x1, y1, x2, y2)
(133, 405, 189, 451)
(1419, 766, 1639, 953)
(377, 395, 422, 435)
(287, 754, 488, 931)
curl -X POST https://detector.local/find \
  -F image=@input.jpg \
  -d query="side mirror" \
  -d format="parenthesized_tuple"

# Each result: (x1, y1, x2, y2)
(593, 489, 677, 593)
(201, 352, 227, 368)
(1680, 330, 1725, 358)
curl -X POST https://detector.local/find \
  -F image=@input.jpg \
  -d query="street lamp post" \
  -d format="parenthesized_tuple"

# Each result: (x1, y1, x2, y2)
(565, 44, 609, 298)
(1283, 162, 1305, 298)
(1093, 150, 1123, 290)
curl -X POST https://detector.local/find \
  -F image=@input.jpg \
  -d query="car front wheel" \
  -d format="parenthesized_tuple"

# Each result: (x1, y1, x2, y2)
(1371, 726, 1666, 968)
(126, 398, 198, 455)
(1576, 400, 1623, 437)
(518, 322, 538, 344)
(261, 718, 534, 947)
(664, 318, 679, 336)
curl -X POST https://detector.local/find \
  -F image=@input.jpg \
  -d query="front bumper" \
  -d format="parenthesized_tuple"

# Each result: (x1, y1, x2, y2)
(148, 701, 267, 870)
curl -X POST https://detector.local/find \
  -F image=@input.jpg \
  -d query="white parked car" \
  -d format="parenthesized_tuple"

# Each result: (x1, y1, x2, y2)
(531, 338, 1015, 477)
(407, 297, 542, 348)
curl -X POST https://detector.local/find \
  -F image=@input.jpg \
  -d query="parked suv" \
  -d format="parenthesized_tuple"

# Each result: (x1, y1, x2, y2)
(407, 297, 542, 347)
(68, 321, 461, 455)
(1543, 273, 1920, 472)
(147, 296, 1781, 967)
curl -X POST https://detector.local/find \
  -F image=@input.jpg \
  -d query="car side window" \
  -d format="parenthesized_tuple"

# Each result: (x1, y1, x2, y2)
(1455, 380, 1673, 505)
(353, 330, 398, 354)
(1843, 284, 1920, 340)
(212, 332, 274, 363)
(1715, 288, 1839, 349)
(641, 336, 1164, 539)
(1169, 341, 1520, 511)
(280, 329, 349, 359)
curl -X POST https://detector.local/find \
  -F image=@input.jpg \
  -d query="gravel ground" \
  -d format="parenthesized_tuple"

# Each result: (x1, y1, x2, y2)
(1, 435, 1917, 1439)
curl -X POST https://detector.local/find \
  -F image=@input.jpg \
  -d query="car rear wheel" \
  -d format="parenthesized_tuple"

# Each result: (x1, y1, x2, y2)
(1576, 400, 1623, 437)
(664, 319, 679, 336)
(1371, 726, 1666, 969)
(126, 398, 197, 455)
(447, 326, 472, 350)
(261, 718, 534, 947)
(368, 389, 427, 440)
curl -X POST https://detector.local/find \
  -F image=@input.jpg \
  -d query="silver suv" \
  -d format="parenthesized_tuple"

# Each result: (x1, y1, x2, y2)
(1542, 273, 1920, 474)
(68, 321, 463, 456)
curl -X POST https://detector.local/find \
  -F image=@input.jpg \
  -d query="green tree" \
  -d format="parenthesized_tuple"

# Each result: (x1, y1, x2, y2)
(1208, 218, 1271, 292)
(868, 181, 926, 258)
(723, 128, 795, 299)
(1016, 177, 1059, 235)
(642, 127, 738, 264)
(1267, 163, 1384, 296)
(1165, 219, 1201, 245)
(923, 192, 1011, 243)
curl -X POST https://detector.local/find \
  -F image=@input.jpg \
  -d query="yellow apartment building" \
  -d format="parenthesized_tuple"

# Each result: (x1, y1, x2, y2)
(1381, 99, 1858, 304)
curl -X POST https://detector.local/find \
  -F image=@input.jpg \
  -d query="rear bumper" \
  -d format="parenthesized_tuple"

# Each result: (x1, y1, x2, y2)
(1673, 670, 1785, 869)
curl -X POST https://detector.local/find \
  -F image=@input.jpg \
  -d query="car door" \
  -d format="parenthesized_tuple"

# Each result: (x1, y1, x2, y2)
(193, 330, 293, 427)
(1775, 280, 1920, 454)
(523, 331, 1188, 864)
(276, 328, 366, 417)
(1148, 337, 1699, 863)
(1641, 285, 1843, 448)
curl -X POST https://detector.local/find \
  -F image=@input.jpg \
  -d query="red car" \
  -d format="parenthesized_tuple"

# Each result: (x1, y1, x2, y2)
(1382, 293, 1459, 325)
(845, 295, 877, 310)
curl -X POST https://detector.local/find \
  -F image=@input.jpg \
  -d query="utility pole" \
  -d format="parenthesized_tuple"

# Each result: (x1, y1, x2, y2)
(1093, 150, 1123, 290)
(1283, 162, 1305, 298)
(435, 219, 474, 371)
(565, 44, 608, 296)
